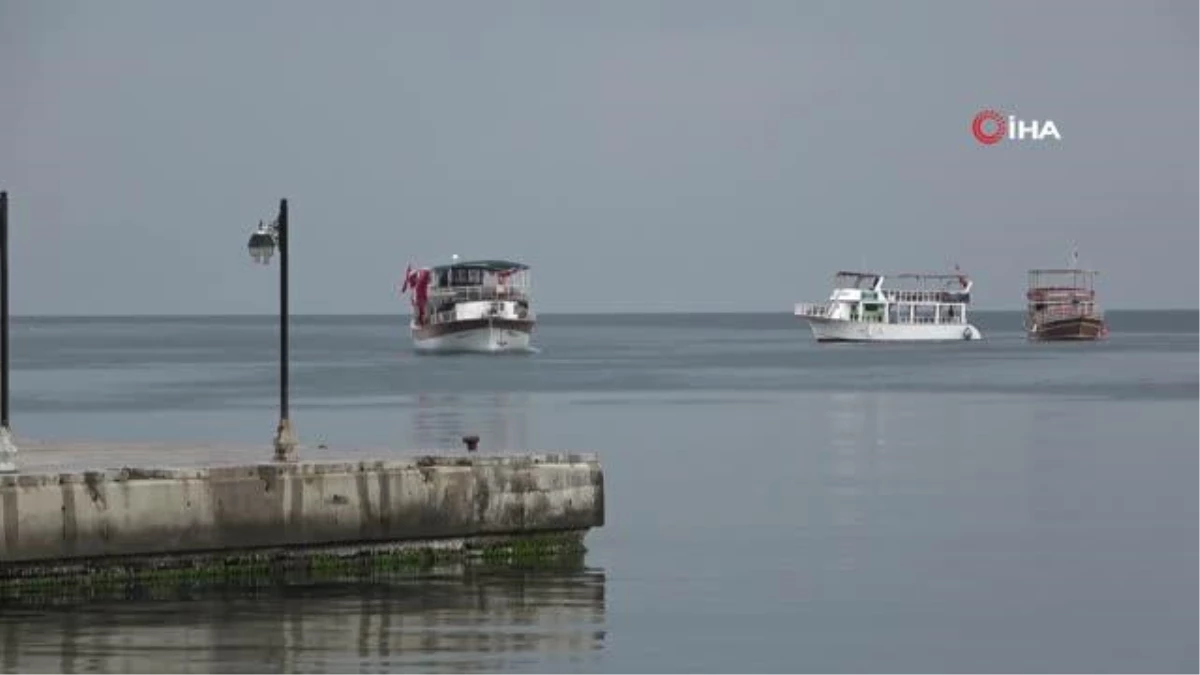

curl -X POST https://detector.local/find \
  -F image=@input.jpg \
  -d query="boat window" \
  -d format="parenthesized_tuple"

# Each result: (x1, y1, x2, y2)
(450, 267, 483, 286)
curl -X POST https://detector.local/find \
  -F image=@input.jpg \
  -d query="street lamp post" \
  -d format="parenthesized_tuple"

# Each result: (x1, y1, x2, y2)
(0, 191, 16, 473)
(248, 198, 297, 462)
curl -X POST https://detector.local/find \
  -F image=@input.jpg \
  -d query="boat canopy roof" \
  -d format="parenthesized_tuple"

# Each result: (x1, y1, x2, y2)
(833, 270, 968, 280)
(430, 259, 529, 273)
(1028, 268, 1098, 292)
(893, 273, 968, 280)
(832, 271, 883, 290)
(1029, 268, 1098, 275)
(833, 271, 970, 285)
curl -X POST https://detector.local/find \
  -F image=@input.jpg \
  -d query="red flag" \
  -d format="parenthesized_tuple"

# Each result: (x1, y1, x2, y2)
(954, 264, 968, 289)
(400, 264, 413, 293)
(413, 268, 431, 325)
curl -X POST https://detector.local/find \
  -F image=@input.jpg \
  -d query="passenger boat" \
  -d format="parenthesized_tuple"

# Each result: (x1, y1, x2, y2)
(1024, 263, 1108, 341)
(794, 269, 984, 342)
(400, 256, 536, 353)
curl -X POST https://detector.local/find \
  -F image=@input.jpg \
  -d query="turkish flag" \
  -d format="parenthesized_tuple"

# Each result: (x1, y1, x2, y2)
(400, 264, 415, 293)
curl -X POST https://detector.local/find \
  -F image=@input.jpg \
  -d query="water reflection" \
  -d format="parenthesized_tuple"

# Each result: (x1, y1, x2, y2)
(0, 566, 606, 674)
(822, 391, 882, 573)
(412, 392, 530, 452)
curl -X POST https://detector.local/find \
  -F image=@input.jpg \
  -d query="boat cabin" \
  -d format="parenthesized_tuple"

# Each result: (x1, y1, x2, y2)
(1025, 268, 1101, 322)
(414, 259, 530, 324)
(428, 259, 530, 300)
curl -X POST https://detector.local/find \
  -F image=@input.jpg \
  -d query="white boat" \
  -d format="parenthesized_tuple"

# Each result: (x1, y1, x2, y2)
(794, 270, 984, 342)
(400, 256, 536, 353)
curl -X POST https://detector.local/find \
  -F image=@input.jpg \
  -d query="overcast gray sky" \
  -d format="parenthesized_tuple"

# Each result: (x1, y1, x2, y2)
(1, 0, 1195, 314)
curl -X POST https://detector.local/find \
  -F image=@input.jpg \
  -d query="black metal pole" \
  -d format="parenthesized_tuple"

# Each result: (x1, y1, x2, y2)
(1, 191, 9, 430)
(278, 198, 288, 424)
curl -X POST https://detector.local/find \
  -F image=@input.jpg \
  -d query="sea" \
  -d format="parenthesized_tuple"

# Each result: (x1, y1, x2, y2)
(1, 310, 1196, 673)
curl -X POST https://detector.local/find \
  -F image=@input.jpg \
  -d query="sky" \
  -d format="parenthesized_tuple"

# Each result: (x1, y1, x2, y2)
(0, 0, 1196, 315)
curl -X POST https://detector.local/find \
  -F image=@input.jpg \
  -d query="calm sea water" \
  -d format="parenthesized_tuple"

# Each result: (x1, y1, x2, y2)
(1, 311, 1197, 673)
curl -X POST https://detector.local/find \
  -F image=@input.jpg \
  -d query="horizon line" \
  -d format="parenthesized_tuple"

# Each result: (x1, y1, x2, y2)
(5, 308, 1197, 319)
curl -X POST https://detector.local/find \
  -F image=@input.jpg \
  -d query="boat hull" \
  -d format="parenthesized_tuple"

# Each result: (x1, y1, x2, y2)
(411, 317, 535, 353)
(1026, 316, 1107, 341)
(802, 317, 983, 342)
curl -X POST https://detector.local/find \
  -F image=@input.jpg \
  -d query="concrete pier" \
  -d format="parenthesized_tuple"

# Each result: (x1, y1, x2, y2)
(0, 442, 604, 579)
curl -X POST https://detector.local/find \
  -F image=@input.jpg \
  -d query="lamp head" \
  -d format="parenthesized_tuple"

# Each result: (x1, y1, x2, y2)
(248, 221, 276, 264)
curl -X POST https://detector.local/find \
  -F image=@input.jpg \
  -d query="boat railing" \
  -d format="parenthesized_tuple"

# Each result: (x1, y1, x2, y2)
(882, 289, 970, 304)
(900, 314, 967, 325)
(1028, 303, 1103, 321)
(424, 304, 536, 327)
(429, 286, 530, 303)
(796, 300, 969, 322)
(1027, 289, 1096, 302)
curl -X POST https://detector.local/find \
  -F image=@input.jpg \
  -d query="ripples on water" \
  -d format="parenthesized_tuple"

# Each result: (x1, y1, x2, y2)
(1, 566, 606, 674)
(2, 311, 1197, 672)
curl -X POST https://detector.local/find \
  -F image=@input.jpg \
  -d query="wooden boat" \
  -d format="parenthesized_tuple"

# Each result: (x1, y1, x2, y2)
(1024, 264, 1108, 341)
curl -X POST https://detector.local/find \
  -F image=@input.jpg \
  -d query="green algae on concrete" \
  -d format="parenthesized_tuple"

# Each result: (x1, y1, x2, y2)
(0, 531, 589, 602)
